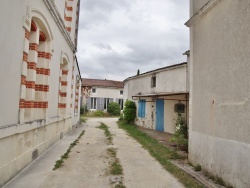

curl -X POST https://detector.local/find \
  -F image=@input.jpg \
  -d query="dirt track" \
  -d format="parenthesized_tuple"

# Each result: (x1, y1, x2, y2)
(4, 118, 184, 188)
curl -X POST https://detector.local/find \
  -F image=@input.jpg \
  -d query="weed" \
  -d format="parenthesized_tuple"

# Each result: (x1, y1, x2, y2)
(118, 120, 203, 188)
(194, 164, 202, 172)
(115, 182, 126, 188)
(80, 115, 87, 123)
(107, 148, 117, 158)
(110, 159, 123, 175)
(53, 130, 85, 170)
(97, 123, 113, 144)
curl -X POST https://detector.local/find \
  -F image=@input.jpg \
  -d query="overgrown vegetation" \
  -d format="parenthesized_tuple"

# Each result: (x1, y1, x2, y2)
(97, 123, 113, 144)
(123, 100, 136, 123)
(80, 115, 87, 123)
(107, 102, 121, 116)
(53, 130, 85, 170)
(99, 124, 125, 187)
(107, 148, 125, 187)
(118, 120, 203, 188)
(80, 105, 87, 115)
(202, 171, 233, 188)
(84, 110, 118, 117)
(170, 113, 188, 151)
(194, 164, 202, 172)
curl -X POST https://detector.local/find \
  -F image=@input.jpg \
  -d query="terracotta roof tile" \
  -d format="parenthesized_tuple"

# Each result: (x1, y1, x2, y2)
(82, 78, 124, 88)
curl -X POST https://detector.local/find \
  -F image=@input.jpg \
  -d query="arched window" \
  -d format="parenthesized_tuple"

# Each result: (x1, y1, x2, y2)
(58, 57, 69, 116)
(20, 16, 52, 123)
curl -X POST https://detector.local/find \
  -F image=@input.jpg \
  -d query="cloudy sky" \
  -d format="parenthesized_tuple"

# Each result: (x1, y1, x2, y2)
(77, 0, 189, 81)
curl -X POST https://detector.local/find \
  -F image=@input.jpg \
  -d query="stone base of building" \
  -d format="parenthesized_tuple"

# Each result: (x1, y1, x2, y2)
(0, 117, 75, 187)
(189, 131, 250, 188)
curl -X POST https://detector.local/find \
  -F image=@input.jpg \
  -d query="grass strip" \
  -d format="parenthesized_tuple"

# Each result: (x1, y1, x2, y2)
(117, 120, 203, 188)
(97, 123, 113, 144)
(107, 148, 125, 187)
(53, 130, 85, 170)
(80, 115, 87, 123)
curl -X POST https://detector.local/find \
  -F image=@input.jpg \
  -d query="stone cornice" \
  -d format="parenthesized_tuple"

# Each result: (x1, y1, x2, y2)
(43, 0, 76, 52)
(185, 0, 222, 27)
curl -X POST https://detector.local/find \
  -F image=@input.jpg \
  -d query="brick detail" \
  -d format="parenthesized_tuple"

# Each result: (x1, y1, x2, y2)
(27, 62, 36, 70)
(19, 100, 48, 108)
(64, 15, 72, 21)
(60, 92, 67, 97)
(62, 70, 69, 75)
(35, 84, 49, 92)
(21, 75, 26, 85)
(29, 43, 38, 51)
(67, 6, 73, 11)
(66, 27, 71, 32)
(19, 99, 25, 108)
(36, 68, 50, 75)
(61, 81, 67, 86)
(23, 52, 28, 62)
(25, 29, 30, 40)
(26, 81, 35, 89)
(58, 103, 66, 108)
(38, 51, 51, 59)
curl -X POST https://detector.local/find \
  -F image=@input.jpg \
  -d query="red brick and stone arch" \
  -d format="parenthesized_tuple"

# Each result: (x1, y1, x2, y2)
(58, 54, 70, 116)
(20, 13, 52, 123)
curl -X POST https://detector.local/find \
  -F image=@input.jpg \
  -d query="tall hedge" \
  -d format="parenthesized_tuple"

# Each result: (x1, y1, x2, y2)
(123, 100, 136, 123)
(107, 102, 121, 116)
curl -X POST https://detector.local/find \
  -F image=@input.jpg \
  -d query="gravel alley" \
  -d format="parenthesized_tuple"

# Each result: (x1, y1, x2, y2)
(4, 118, 184, 188)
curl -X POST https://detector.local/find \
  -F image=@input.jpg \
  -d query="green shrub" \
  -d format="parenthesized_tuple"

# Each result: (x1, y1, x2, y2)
(80, 105, 87, 115)
(123, 100, 136, 123)
(194, 164, 202, 171)
(170, 113, 188, 151)
(93, 110, 105, 117)
(107, 102, 121, 116)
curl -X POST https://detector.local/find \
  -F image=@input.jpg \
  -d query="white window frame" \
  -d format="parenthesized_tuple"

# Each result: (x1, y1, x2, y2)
(91, 97, 97, 109)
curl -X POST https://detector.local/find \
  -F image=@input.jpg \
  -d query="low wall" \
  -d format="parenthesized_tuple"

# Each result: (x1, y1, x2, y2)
(0, 117, 73, 186)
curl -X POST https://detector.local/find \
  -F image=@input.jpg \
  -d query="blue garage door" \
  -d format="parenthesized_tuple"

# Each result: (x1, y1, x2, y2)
(156, 99, 164, 132)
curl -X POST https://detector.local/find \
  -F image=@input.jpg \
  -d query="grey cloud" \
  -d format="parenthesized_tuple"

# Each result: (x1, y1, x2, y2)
(77, 0, 189, 81)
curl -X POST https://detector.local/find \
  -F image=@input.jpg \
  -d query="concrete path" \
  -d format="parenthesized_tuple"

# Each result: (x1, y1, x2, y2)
(4, 118, 184, 188)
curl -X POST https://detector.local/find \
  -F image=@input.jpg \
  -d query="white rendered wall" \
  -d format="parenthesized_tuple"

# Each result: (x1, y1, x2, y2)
(188, 1, 250, 187)
(124, 65, 188, 101)
(0, 0, 80, 185)
(90, 87, 123, 101)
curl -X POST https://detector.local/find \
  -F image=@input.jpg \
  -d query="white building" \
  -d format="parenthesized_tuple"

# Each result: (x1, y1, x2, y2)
(186, 1, 250, 187)
(123, 63, 189, 133)
(0, 0, 81, 186)
(82, 78, 124, 111)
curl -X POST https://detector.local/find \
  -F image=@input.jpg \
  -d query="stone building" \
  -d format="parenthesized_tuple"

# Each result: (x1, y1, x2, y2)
(82, 78, 124, 111)
(186, 1, 250, 187)
(0, 0, 81, 186)
(123, 63, 189, 133)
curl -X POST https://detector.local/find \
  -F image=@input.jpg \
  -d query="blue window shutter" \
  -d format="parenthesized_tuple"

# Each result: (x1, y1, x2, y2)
(142, 101, 146, 118)
(138, 100, 141, 117)
(138, 100, 146, 118)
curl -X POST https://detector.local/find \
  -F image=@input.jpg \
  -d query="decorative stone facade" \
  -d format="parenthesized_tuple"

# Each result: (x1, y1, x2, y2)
(0, 0, 81, 186)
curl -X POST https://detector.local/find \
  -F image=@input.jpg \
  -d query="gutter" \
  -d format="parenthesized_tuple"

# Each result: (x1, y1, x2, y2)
(74, 55, 82, 80)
